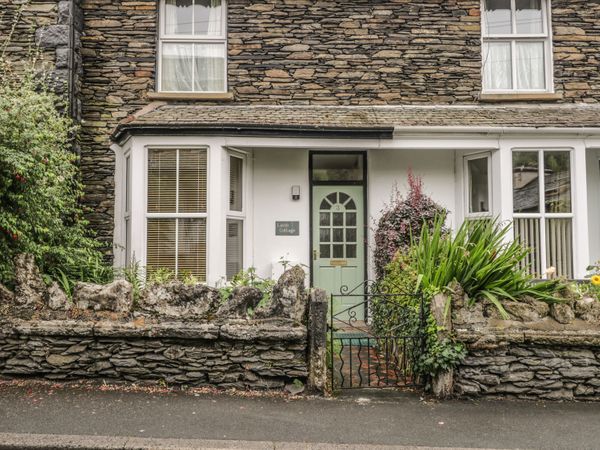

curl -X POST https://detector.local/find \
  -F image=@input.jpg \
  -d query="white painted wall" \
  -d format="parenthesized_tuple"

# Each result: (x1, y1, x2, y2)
(252, 148, 310, 279)
(251, 147, 457, 281)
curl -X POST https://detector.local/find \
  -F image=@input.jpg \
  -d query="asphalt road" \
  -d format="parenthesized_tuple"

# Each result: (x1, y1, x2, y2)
(0, 382, 599, 449)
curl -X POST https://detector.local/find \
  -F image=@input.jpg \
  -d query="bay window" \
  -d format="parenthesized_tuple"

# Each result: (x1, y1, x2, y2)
(159, 0, 227, 93)
(512, 150, 573, 278)
(482, 0, 553, 92)
(146, 148, 208, 280)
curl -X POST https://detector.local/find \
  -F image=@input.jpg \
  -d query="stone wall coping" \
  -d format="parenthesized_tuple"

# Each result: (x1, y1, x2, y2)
(0, 319, 307, 342)
(456, 327, 600, 348)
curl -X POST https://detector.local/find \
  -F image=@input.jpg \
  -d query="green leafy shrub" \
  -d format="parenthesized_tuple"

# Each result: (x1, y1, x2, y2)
(414, 216, 562, 318)
(218, 267, 275, 306)
(373, 171, 447, 280)
(0, 64, 109, 287)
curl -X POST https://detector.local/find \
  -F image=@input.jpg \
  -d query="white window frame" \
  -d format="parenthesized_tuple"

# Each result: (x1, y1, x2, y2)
(124, 151, 132, 265)
(481, 0, 554, 93)
(225, 151, 247, 280)
(464, 152, 493, 219)
(145, 146, 210, 278)
(157, 0, 228, 93)
(512, 148, 574, 277)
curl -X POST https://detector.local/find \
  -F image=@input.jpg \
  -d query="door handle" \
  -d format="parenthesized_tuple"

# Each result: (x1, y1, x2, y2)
(313, 250, 319, 261)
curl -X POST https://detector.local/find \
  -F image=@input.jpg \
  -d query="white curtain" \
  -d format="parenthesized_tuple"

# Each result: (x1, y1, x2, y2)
(516, 41, 545, 90)
(194, 1, 225, 92)
(516, 0, 543, 34)
(483, 42, 512, 90)
(162, 43, 193, 91)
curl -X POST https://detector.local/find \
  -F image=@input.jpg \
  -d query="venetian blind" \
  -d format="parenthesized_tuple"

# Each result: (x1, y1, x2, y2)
(146, 148, 208, 280)
(226, 219, 243, 280)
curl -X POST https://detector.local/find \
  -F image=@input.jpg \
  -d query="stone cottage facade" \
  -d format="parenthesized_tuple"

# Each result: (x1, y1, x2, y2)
(3, 1, 600, 313)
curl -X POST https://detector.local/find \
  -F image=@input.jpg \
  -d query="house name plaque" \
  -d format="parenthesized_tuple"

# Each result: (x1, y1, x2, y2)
(275, 221, 300, 236)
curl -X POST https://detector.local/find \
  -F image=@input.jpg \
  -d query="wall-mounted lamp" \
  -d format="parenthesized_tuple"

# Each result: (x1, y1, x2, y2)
(291, 185, 301, 201)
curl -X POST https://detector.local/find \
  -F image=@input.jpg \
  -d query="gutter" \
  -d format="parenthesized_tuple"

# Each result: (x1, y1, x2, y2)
(111, 123, 394, 145)
(393, 125, 600, 136)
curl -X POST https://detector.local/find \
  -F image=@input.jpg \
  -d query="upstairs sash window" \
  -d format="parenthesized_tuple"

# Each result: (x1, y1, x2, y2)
(159, 0, 227, 93)
(482, 0, 553, 92)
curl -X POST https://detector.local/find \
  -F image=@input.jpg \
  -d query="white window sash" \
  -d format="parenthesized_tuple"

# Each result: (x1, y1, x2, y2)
(144, 146, 210, 278)
(464, 152, 493, 219)
(512, 149, 575, 278)
(157, 1, 228, 93)
(481, 0, 553, 93)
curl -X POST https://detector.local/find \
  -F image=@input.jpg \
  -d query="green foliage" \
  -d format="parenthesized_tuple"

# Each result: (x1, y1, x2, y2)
(0, 64, 109, 287)
(218, 267, 275, 306)
(413, 216, 563, 318)
(116, 260, 144, 302)
(146, 268, 177, 286)
(373, 171, 447, 279)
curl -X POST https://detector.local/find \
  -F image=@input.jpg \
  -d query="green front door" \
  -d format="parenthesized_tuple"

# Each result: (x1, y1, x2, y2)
(312, 186, 365, 320)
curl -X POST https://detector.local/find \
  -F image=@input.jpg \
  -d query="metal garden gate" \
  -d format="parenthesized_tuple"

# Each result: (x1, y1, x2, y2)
(328, 281, 426, 389)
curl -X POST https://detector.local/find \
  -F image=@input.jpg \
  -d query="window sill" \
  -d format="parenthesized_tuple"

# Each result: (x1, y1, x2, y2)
(479, 92, 563, 103)
(147, 92, 234, 101)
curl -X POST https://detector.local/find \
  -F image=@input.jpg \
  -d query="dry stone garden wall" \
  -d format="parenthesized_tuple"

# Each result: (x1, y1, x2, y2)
(447, 293, 600, 401)
(0, 257, 328, 391)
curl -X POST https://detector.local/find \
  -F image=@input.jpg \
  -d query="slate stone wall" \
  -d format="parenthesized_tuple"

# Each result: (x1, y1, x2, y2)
(0, 320, 309, 389)
(449, 293, 600, 401)
(456, 342, 600, 401)
(0, 0, 82, 120)
(3, 1, 600, 250)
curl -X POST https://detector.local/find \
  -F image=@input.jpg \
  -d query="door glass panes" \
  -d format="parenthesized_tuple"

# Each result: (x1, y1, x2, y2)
(513, 151, 540, 213)
(516, 0, 543, 34)
(312, 154, 364, 182)
(544, 152, 571, 213)
(467, 157, 490, 214)
(484, 0, 512, 35)
(318, 191, 359, 260)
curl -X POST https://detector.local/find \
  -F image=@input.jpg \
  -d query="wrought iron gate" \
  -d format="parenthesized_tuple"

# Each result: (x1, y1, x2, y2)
(328, 281, 426, 389)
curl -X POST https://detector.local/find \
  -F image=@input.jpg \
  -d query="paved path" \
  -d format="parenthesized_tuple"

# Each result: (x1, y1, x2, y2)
(0, 382, 599, 449)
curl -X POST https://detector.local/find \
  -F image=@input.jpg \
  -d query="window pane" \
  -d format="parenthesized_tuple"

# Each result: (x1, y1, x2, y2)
(226, 219, 243, 281)
(545, 218, 573, 278)
(544, 152, 571, 213)
(516, 42, 545, 90)
(516, 0, 543, 34)
(513, 152, 540, 213)
(320, 228, 330, 243)
(148, 149, 177, 213)
(162, 43, 193, 92)
(320, 244, 330, 259)
(483, 42, 512, 90)
(484, 0, 512, 35)
(514, 217, 542, 277)
(333, 245, 344, 258)
(346, 213, 356, 227)
(468, 157, 490, 214)
(179, 149, 207, 213)
(311, 154, 364, 182)
(319, 213, 330, 226)
(164, 0, 193, 35)
(194, 44, 226, 92)
(125, 156, 131, 213)
(147, 218, 177, 274)
(229, 156, 243, 212)
(178, 218, 207, 281)
(194, 0, 223, 36)
(333, 228, 344, 243)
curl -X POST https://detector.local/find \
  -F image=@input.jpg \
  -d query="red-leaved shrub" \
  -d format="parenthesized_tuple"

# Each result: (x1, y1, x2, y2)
(373, 171, 447, 279)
